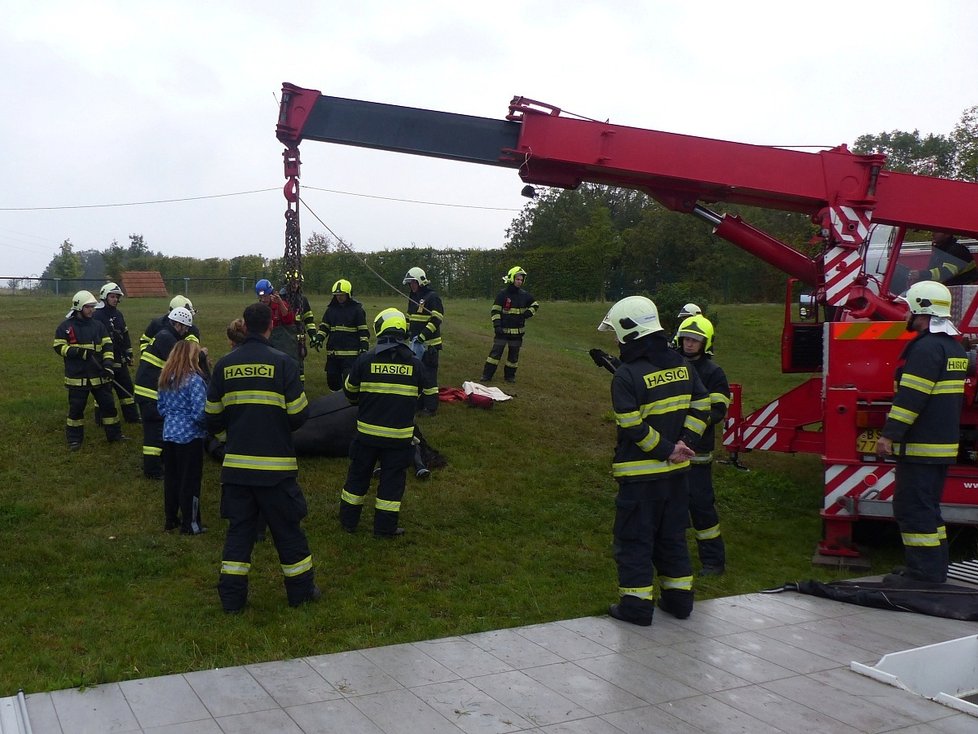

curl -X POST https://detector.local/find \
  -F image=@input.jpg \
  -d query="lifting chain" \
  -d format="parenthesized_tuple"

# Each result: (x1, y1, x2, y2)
(283, 144, 307, 360)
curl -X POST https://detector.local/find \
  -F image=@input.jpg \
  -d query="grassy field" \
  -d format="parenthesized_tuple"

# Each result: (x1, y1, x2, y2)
(0, 293, 902, 695)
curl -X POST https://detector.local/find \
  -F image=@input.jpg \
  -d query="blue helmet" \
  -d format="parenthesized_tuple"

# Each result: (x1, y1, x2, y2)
(255, 278, 274, 297)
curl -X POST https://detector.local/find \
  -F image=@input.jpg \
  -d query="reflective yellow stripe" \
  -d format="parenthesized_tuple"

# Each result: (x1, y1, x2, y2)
(932, 379, 965, 395)
(134, 385, 158, 400)
(690, 453, 713, 464)
(422, 386, 439, 396)
(612, 458, 686, 477)
(695, 524, 721, 541)
(223, 453, 298, 471)
(66, 418, 84, 427)
(205, 400, 223, 414)
(375, 499, 401, 512)
(281, 555, 313, 577)
(898, 442, 959, 459)
(659, 575, 694, 591)
(221, 390, 286, 409)
(143, 446, 163, 457)
(618, 585, 654, 600)
(221, 560, 251, 576)
(710, 392, 731, 407)
(899, 373, 935, 393)
(287, 392, 309, 414)
(341, 489, 365, 505)
(684, 415, 707, 434)
(901, 531, 941, 548)
(636, 427, 660, 452)
(141, 352, 166, 368)
(615, 410, 642, 428)
(887, 405, 917, 424)
(360, 381, 419, 398)
(356, 421, 414, 440)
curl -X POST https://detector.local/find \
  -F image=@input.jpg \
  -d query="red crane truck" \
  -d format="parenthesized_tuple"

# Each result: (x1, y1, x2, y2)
(276, 83, 978, 562)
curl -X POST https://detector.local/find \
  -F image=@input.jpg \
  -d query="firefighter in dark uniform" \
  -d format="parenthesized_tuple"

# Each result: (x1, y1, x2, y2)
(340, 308, 435, 537)
(403, 267, 443, 415)
(206, 302, 318, 612)
(876, 280, 966, 585)
(282, 270, 319, 353)
(310, 279, 369, 391)
(480, 265, 540, 384)
(53, 290, 125, 449)
(598, 296, 710, 626)
(675, 314, 731, 575)
(134, 307, 195, 479)
(93, 282, 140, 424)
(140, 295, 202, 354)
(908, 232, 977, 286)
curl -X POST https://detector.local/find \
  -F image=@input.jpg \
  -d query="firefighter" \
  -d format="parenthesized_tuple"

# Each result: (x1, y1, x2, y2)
(675, 315, 731, 575)
(134, 307, 195, 479)
(256, 278, 303, 376)
(93, 282, 140, 424)
(876, 280, 967, 585)
(480, 265, 539, 384)
(340, 308, 435, 537)
(207, 302, 318, 612)
(310, 278, 369, 391)
(282, 270, 319, 347)
(53, 290, 125, 450)
(598, 295, 710, 626)
(140, 295, 202, 353)
(907, 232, 977, 286)
(403, 267, 443, 415)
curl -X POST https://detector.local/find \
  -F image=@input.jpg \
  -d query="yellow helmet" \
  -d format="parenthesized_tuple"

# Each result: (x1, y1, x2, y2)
(374, 307, 407, 337)
(402, 267, 429, 286)
(332, 279, 353, 295)
(676, 315, 715, 354)
(71, 290, 98, 311)
(169, 295, 196, 314)
(902, 281, 953, 318)
(598, 296, 664, 343)
(503, 265, 527, 284)
(99, 282, 123, 300)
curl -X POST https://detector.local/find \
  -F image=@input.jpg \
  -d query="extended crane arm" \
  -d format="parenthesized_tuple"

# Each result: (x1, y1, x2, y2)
(277, 83, 978, 320)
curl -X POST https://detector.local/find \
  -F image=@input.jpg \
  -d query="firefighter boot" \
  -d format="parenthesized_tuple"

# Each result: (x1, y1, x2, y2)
(374, 507, 403, 538)
(658, 589, 694, 620)
(66, 423, 84, 451)
(503, 365, 517, 384)
(481, 361, 497, 382)
(285, 569, 320, 608)
(218, 571, 248, 614)
(698, 536, 726, 576)
(339, 495, 364, 533)
(608, 596, 654, 627)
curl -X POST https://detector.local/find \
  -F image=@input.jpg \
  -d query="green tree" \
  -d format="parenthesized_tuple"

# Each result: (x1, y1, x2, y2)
(305, 231, 334, 255)
(50, 239, 82, 280)
(952, 105, 978, 182)
(853, 129, 955, 176)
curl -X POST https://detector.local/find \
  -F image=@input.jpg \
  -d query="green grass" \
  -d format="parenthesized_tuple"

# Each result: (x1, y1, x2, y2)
(0, 294, 903, 694)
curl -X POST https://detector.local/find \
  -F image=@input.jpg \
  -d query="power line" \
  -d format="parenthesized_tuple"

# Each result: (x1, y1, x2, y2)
(302, 186, 521, 211)
(0, 185, 523, 213)
(0, 188, 280, 212)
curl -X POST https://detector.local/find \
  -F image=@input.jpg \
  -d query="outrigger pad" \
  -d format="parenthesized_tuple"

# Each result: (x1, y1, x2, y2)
(779, 580, 978, 621)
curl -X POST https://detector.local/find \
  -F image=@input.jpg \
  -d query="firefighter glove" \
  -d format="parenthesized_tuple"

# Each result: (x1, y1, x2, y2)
(310, 332, 324, 351)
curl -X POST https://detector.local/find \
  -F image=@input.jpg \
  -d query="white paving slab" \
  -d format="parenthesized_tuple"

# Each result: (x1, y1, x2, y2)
(17, 590, 978, 734)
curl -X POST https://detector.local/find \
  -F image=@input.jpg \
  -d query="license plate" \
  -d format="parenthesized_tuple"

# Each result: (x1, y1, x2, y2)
(857, 429, 882, 454)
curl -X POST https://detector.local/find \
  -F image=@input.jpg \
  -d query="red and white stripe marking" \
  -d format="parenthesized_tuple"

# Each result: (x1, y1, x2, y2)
(823, 463, 895, 515)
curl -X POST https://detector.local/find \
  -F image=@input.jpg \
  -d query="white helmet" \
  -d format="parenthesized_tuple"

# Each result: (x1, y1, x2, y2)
(599, 296, 664, 343)
(678, 302, 702, 319)
(69, 290, 98, 316)
(402, 266, 429, 286)
(169, 295, 196, 314)
(169, 307, 194, 327)
(902, 281, 952, 318)
(99, 282, 123, 300)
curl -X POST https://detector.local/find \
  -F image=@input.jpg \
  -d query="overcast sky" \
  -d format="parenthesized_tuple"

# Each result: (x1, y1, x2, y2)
(3, 0, 977, 278)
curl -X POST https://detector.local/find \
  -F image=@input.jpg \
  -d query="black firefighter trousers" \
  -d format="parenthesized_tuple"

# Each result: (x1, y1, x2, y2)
(613, 474, 694, 622)
(340, 438, 413, 536)
(218, 478, 316, 611)
(893, 462, 949, 583)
